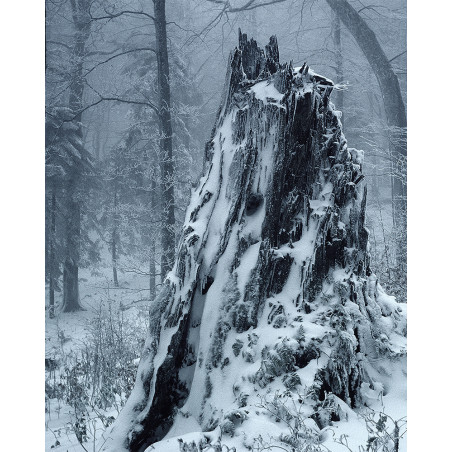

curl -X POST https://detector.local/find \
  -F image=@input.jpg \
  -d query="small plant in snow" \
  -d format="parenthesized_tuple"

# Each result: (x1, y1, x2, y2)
(45, 301, 147, 450)
(253, 391, 324, 452)
(252, 392, 406, 452)
(333, 409, 406, 452)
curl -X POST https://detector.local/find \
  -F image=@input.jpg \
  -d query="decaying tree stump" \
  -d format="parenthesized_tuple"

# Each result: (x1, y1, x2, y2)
(105, 31, 406, 452)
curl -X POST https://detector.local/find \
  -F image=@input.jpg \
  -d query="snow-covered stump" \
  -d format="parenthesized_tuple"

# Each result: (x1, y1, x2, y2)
(105, 32, 406, 452)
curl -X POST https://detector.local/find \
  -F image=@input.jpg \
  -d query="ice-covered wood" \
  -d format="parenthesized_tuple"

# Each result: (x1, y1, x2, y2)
(105, 32, 406, 452)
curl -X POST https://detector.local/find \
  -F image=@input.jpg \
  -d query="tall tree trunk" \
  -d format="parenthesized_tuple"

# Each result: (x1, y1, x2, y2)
(149, 179, 156, 301)
(49, 187, 56, 319)
(324, 0, 406, 210)
(366, 90, 380, 200)
(154, 0, 176, 277)
(62, 0, 90, 312)
(332, 11, 344, 126)
(63, 191, 81, 311)
(112, 182, 119, 287)
(149, 242, 156, 301)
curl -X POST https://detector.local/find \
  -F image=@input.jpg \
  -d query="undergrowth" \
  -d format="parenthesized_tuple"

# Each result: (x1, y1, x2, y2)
(45, 301, 148, 450)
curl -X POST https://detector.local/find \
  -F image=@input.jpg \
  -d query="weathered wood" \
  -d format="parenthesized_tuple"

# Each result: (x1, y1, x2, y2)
(107, 33, 406, 452)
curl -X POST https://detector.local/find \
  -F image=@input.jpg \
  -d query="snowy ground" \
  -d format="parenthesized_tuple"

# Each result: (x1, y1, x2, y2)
(45, 267, 151, 452)
(45, 194, 406, 452)
(45, 266, 406, 452)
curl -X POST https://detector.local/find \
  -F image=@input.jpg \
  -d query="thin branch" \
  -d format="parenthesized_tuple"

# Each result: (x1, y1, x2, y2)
(46, 95, 159, 124)
(388, 50, 407, 63)
(89, 9, 155, 23)
(83, 48, 156, 77)
(206, 0, 288, 13)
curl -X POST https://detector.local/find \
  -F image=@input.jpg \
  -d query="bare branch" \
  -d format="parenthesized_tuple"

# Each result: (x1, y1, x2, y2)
(206, 0, 288, 13)
(89, 8, 155, 23)
(388, 50, 407, 63)
(83, 48, 156, 77)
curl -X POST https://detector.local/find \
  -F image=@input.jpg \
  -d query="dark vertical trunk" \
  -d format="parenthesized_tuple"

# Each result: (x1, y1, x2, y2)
(112, 247, 119, 287)
(154, 0, 175, 277)
(49, 187, 56, 319)
(325, 0, 406, 207)
(112, 182, 119, 287)
(149, 179, 156, 301)
(366, 89, 380, 200)
(394, 421, 400, 452)
(149, 242, 156, 301)
(63, 193, 81, 311)
(62, 0, 90, 312)
(94, 125, 101, 161)
(332, 11, 344, 125)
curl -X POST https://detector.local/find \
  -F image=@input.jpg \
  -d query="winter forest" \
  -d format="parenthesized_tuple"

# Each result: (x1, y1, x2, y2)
(44, 0, 407, 451)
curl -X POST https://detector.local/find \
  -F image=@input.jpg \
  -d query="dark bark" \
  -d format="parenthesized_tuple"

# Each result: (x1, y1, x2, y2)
(112, 246, 118, 287)
(62, 0, 90, 312)
(62, 184, 83, 311)
(149, 243, 156, 301)
(49, 188, 56, 319)
(154, 0, 176, 277)
(149, 179, 157, 301)
(366, 89, 382, 200)
(112, 184, 119, 288)
(63, 179, 82, 312)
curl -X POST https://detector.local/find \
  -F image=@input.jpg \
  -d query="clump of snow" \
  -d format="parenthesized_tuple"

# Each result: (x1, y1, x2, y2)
(249, 80, 284, 104)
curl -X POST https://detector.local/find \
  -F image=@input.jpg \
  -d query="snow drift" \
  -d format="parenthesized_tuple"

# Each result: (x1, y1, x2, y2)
(104, 32, 406, 452)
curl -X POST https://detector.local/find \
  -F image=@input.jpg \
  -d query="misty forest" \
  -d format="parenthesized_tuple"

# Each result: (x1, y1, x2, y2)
(45, 0, 407, 451)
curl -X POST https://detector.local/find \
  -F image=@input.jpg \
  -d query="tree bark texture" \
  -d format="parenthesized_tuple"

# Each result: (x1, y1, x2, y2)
(49, 188, 56, 319)
(154, 0, 176, 277)
(62, 0, 91, 312)
(106, 33, 406, 452)
(112, 184, 119, 288)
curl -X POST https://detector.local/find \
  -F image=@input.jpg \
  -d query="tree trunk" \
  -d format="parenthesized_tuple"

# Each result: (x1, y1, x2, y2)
(49, 187, 56, 319)
(154, 0, 176, 277)
(149, 242, 156, 301)
(149, 179, 156, 301)
(63, 191, 81, 312)
(112, 181, 119, 287)
(332, 11, 344, 125)
(325, 0, 406, 221)
(62, 0, 90, 312)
